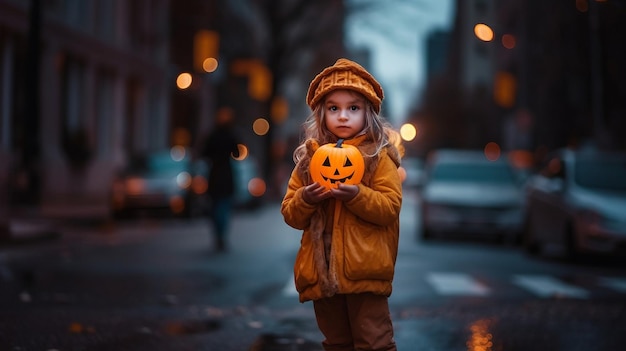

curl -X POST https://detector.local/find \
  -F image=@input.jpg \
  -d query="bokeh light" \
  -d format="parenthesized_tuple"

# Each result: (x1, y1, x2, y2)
(501, 34, 516, 49)
(466, 319, 494, 351)
(232, 144, 249, 160)
(484, 142, 501, 161)
(400, 123, 417, 141)
(248, 177, 266, 197)
(474, 23, 494, 42)
(172, 128, 191, 146)
(170, 195, 185, 214)
(508, 150, 534, 169)
(126, 178, 144, 195)
(170, 145, 186, 161)
(191, 175, 208, 195)
(176, 172, 192, 189)
(253, 118, 270, 136)
(176, 72, 192, 89)
(203, 57, 218, 73)
(494, 71, 516, 108)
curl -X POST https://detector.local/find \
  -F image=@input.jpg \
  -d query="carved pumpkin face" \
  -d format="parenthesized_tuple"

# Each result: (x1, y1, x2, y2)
(310, 139, 364, 190)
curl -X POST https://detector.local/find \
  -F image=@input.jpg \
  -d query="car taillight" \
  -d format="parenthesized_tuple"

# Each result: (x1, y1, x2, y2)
(126, 178, 145, 195)
(192, 175, 208, 194)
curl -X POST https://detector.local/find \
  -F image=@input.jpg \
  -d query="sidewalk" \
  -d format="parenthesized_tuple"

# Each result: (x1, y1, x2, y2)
(0, 201, 118, 245)
(0, 218, 61, 244)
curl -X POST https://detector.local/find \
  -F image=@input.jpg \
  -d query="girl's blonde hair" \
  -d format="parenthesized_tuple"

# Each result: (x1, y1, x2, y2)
(293, 92, 401, 164)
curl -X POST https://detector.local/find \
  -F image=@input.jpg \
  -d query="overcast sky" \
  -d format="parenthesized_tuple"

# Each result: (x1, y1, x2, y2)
(346, 0, 455, 124)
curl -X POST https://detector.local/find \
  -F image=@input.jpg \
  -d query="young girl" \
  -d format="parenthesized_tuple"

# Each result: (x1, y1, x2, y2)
(281, 58, 403, 351)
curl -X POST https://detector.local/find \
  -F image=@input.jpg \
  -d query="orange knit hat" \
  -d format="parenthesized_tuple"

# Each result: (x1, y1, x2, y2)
(306, 58, 384, 113)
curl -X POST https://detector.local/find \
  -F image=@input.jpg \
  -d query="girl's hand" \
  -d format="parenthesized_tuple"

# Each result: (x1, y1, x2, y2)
(330, 183, 359, 202)
(302, 182, 331, 204)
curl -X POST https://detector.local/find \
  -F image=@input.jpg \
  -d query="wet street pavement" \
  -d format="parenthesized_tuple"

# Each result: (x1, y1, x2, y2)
(1, 190, 626, 350)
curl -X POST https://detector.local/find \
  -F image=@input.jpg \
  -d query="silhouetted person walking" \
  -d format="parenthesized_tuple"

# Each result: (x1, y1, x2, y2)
(202, 107, 240, 252)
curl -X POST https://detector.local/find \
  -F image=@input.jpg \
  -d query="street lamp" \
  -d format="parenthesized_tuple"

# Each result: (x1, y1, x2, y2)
(474, 23, 494, 42)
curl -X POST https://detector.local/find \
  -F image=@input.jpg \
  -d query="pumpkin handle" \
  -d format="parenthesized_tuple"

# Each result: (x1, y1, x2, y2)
(336, 139, 344, 148)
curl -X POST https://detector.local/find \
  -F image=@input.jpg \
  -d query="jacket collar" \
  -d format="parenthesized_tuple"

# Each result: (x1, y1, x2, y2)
(338, 133, 368, 146)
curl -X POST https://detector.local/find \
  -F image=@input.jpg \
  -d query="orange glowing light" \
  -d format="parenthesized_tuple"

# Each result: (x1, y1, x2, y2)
(501, 34, 516, 49)
(170, 195, 186, 214)
(484, 142, 501, 161)
(466, 319, 494, 351)
(203, 57, 219, 73)
(474, 23, 494, 42)
(194, 30, 219, 72)
(494, 71, 516, 108)
(253, 118, 270, 136)
(172, 128, 191, 146)
(192, 175, 208, 194)
(232, 144, 248, 160)
(248, 178, 266, 197)
(126, 178, 145, 195)
(176, 73, 192, 89)
(508, 150, 534, 169)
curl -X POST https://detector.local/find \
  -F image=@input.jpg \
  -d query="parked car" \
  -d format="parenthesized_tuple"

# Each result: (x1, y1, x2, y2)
(522, 148, 626, 259)
(110, 147, 208, 218)
(111, 147, 264, 218)
(419, 149, 525, 242)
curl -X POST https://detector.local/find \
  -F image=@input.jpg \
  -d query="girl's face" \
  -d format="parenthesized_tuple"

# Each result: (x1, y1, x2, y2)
(323, 90, 366, 140)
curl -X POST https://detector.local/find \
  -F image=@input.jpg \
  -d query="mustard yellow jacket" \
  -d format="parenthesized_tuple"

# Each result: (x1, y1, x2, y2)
(281, 136, 402, 302)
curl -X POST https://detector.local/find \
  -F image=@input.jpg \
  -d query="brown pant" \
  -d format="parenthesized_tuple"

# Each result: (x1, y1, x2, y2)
(313, 293, 397, 351)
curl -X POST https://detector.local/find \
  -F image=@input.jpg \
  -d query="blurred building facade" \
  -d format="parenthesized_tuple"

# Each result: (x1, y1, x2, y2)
(169, 0, 349, 199)
(416, 0, 626, 158)
(1, 0, 352, 219)
(0, 0, 170, 217)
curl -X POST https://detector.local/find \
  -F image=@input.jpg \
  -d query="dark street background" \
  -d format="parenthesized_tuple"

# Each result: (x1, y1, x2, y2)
(2, 189, 625, 350)
(2, 0, 626, 350)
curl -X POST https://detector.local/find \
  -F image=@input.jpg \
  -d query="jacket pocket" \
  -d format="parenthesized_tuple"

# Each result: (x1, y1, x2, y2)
(344, 225, 395, 281)
(294, 232, 318, 292)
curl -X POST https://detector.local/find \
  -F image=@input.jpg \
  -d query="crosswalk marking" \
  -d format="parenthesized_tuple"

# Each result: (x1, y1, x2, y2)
(512, 275, 589, 299)
(599, 277, 626, 293)
(426, 272, 490, 296)
(281, 274, 626, 298)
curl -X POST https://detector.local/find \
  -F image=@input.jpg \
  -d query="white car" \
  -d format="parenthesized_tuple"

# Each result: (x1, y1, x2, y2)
(419, 149, 525, 242)
(522, 148, 626, 260)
